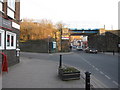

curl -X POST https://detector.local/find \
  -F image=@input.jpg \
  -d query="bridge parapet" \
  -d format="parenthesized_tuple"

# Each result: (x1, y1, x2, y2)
(69, 28, 100, 36)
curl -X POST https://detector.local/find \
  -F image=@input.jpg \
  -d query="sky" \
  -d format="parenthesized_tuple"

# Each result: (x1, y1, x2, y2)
(20, 0, 119, 30)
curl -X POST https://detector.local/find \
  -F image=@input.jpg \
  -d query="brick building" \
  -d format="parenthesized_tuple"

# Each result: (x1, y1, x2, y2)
(0, 0, 20, 66)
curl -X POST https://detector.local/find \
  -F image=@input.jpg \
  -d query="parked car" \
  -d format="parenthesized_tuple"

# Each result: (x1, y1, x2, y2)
(85, 48, 98, 54)
(76, 46, 83, 51)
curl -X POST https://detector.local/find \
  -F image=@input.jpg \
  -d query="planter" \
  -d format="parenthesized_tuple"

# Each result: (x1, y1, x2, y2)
(58, 66, 80, 81)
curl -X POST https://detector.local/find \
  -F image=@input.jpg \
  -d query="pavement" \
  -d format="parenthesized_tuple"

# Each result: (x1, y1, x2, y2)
(2, 56, 85, 88)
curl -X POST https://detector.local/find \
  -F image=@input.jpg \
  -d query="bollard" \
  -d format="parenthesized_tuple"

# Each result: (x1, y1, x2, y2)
(85, 71, 91, 90)
(59, 55, 62, 68)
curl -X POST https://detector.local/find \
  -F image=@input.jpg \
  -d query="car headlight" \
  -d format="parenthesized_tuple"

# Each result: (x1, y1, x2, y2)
(90, 50, 92, 51)
(96, 50, 98, 51)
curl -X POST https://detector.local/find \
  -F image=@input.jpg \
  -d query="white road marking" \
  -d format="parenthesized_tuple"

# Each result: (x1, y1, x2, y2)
(89, 63, 92, 66)
(95, 68, 99, 71)
(91, 75, 108, 88)
(100, 71, 104, 75)
(79, 55, 116, 88)
(87, 62, 91, 65)
(105, 75, 111, 80)
(92, 65, 95, 68)
(113, 81, 119, 86)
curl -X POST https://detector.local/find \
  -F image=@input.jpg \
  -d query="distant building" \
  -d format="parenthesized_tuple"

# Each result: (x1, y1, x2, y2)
(0, 0, 20, 66)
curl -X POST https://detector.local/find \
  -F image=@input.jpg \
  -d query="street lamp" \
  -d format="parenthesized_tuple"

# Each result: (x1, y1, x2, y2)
(48, 35, 50, 53)
(60, 28, 62, 52)
(54, 32, 57, 52)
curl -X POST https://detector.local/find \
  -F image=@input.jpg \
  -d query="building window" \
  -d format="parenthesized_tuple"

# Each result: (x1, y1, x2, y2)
(0, 1, 3, 12)
(6, 31, 16, 49)
(11, 35, 14, 46)
(7, 0, 15, 18)
(0, 29, 5, 50)
(0, 0, 3, 2)
(7, 8, 14, 19)
(7, 34, 10, 47)
(7, 0, 15, 11)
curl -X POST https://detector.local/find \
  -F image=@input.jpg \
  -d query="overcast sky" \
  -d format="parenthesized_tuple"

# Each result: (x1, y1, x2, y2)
(20, 0, 119, 30)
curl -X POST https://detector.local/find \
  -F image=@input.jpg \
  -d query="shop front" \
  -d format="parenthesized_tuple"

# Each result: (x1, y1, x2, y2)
(0, 15, 20, 67)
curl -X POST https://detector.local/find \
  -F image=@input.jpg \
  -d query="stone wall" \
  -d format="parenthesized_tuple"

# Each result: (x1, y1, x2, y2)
(20, 40, 48, 53)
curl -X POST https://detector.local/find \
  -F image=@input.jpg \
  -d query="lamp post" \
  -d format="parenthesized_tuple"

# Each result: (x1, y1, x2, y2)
(54, 32, 57, 52)
(48, 35, 50, 53)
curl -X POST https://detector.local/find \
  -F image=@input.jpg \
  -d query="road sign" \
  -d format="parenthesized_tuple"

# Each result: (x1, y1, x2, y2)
(62, 37, 69, 40)
(53, 42, 56, 49)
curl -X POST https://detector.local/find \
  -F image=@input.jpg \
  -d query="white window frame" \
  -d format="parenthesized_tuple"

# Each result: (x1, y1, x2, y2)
(0, 29, 5, 50)
(6, 31, 16, 49)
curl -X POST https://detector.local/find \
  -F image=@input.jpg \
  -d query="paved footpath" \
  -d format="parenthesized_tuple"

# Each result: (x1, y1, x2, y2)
(2, 56, 85, 88)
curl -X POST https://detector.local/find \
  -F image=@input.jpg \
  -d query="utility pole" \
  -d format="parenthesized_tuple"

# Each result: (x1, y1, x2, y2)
(54, 32, 57, 53)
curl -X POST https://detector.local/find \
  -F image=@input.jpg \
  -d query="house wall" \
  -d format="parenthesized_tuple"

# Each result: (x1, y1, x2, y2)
(0, 0, 20, 67)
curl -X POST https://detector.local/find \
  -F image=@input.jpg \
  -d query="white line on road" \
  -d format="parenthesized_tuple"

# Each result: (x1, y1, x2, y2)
(105, 75, 111, 80)
(79, 56, 92, 66)
(91, 75, 108, 88)
(89, 63, 92, 66)
(95, 68, 99, 71)
(100, 71, 104, 75)
(113, 81, 119, 86)
(92, 65, 95, 68)
(87, 62, 91, 65)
